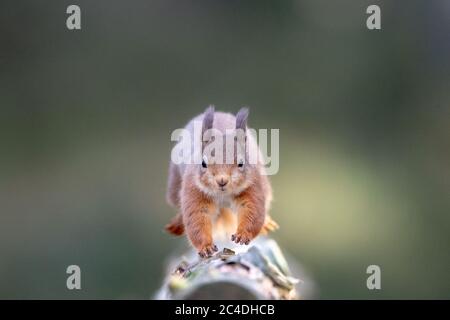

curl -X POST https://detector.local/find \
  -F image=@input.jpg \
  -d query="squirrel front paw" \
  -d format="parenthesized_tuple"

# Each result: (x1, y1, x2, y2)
(198, 244, 218, 258)
(231, 231, 253, 245)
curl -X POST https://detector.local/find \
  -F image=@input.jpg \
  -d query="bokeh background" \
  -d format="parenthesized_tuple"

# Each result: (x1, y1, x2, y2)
(1, 0, 449, 299)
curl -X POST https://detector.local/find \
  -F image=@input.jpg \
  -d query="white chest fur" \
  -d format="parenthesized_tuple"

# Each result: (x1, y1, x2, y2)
(210, 193, 239, 242)
(212, 193, 238, 213)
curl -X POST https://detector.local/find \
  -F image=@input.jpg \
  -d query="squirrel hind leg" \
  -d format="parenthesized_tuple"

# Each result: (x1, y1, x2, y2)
(165, 213, 185, 236)
(259, 215, 280, 235)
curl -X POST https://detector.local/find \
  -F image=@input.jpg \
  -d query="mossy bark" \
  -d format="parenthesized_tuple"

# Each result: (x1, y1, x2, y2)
(155, 237, 304, 300)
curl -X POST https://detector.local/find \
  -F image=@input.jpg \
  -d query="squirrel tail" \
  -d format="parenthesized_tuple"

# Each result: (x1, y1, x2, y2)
(165, 213, 185, 236)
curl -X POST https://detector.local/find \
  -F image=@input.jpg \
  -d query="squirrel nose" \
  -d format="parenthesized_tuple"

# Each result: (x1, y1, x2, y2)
(216, 177, 229, 187)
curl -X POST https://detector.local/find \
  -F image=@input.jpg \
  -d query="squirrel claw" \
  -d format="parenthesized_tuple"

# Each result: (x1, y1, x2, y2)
(198, 244, 218, 258)
(231, 233, 251, 245)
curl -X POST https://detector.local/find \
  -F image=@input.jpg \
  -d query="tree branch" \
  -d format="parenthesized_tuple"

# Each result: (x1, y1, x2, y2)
(155, 237, 305, 300)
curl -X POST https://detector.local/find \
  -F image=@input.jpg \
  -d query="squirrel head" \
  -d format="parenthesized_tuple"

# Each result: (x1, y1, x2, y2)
(196, 106, 255, 196)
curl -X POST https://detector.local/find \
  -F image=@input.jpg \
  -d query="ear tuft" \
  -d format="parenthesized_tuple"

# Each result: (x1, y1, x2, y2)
(202, 105, 215, 134)
(236, 107, 249, 130)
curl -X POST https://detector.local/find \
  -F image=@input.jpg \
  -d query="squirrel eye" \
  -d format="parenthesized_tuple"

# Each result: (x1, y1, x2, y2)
(201, 160, 207, 168)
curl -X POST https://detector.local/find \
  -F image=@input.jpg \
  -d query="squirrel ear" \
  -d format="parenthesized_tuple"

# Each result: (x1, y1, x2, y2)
(236, 107, 249, 131)
(202, 105, 215, 134)
(202, 106, 215, 149)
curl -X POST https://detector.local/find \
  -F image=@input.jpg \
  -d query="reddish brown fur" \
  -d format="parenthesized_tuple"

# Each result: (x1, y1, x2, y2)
(164, 212, 184, 236)
(180, 173, 218, 257)
(165, 107, 278, 257)
(230, 176, 265, 244)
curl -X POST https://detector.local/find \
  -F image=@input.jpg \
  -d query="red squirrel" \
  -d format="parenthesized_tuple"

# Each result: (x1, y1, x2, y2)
(165, 106, 278, 257)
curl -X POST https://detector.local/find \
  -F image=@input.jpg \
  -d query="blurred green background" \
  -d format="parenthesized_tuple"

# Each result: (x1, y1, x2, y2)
(1, 0, 449, 299)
